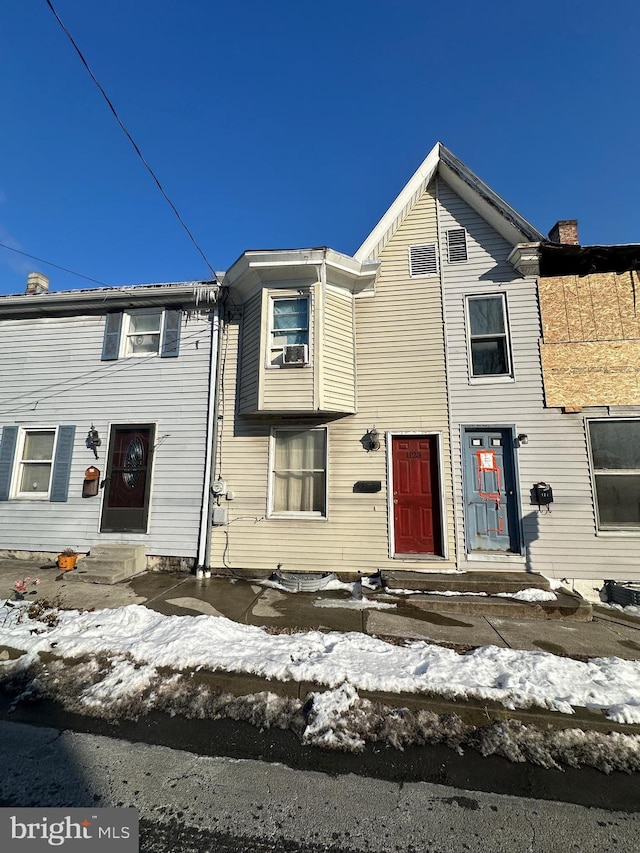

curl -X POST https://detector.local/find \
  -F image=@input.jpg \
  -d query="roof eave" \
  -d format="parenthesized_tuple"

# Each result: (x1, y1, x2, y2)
(0, 281, 219, 319)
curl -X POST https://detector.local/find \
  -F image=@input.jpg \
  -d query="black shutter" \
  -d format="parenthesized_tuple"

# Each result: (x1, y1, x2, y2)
(102, 312, 123, 360)
(161, 308, 182, 357)
(0, 426, 18, 501)
(50, 425, 76, 502)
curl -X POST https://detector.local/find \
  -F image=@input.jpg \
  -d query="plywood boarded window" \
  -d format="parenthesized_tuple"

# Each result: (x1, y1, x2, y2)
(588, 420, 640, 529)
(270, 427, 326, 516)
(446, 228, 468, 263)
(408, 244, 438, 278)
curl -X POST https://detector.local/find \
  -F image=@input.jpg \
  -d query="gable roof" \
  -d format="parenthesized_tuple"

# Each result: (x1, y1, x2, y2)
(354, 142, 545, 262)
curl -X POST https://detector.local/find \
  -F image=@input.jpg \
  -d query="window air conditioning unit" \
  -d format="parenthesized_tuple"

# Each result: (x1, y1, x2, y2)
(282, 344, 308, 365)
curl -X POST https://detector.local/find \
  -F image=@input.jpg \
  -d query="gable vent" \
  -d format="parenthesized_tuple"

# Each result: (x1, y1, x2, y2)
(447, 228, 468, 263)
(409, 243, 438, 278)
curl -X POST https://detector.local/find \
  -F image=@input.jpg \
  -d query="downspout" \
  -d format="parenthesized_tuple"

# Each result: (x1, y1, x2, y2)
(197, 300, 222, 573)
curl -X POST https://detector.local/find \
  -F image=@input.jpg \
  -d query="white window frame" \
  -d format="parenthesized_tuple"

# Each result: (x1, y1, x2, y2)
(12, 426, 58, 500)
(587, 418, 640, 533)
(267, 294, 310, 368)
(121, 309, 164, 357)
(408, 243, 439, 278)
(465, 293, 513, 382)
(267, 426, 328, 519)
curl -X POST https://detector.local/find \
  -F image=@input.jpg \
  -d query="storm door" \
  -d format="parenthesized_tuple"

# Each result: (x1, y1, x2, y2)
(100, 425, 155, 533)
(462, 428, 519, 553)
(391, 435, 443, 556)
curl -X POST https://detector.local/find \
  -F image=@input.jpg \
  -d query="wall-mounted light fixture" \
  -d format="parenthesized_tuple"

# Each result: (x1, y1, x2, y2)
(86, 424, 102, 459)
(517, 433, 529, 446)
(365, 427, 380, 452)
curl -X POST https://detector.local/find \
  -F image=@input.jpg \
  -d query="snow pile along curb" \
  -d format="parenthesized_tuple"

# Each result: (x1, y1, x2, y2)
(1, 602, 640, 724)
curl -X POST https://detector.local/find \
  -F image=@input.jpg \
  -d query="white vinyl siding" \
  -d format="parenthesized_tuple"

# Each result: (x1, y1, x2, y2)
(438, 176, 640, 581)
(0, 310, 212, 557)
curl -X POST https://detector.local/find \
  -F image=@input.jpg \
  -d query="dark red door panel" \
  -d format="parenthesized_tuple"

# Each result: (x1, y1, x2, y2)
(392, 436, 442, 555)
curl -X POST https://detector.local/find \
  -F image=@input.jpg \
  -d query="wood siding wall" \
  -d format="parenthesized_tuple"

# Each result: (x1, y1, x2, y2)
(211, 184, 456, 573)
(437, 177, 640, 581)
(0, 310, 212, 557)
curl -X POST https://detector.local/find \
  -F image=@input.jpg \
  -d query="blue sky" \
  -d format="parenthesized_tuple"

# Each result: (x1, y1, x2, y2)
(1, 1, 639, 295)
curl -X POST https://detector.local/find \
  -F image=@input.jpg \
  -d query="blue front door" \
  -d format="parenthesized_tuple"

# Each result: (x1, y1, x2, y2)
(463, 428, 520, 553)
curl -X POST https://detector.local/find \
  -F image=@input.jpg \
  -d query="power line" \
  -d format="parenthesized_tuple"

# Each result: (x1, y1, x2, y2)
(0, 241, 110, 287)
(44, 0, 217, 281)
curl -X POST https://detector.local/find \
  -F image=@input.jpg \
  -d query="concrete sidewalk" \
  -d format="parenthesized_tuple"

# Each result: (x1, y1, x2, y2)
(1, 558, 639, 662)
(2, 558, 640, 737)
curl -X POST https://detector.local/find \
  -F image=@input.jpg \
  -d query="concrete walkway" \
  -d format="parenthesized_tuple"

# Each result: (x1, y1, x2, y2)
(1, 558, 639, 662)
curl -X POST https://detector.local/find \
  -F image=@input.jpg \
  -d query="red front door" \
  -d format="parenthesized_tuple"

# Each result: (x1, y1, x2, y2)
(392, 435, 442, 555)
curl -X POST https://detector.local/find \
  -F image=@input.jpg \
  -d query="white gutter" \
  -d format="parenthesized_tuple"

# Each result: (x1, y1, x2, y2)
(196, 304, 221, 572)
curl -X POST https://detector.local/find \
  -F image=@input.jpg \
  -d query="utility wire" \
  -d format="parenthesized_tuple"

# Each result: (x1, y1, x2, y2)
(44, 0, 217, 281)
(0, 241, 110, 287)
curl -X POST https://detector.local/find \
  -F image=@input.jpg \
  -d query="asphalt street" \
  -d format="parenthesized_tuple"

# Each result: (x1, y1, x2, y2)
(1, 720, 638, 853)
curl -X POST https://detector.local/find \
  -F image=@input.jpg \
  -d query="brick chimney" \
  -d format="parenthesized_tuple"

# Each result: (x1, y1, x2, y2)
(25, 272, 50, 295)
(548, 220, 579, 245)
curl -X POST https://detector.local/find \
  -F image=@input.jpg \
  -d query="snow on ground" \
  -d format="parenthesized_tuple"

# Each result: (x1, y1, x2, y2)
(386, 587, 557, 601)
(1, 600, 639, 724)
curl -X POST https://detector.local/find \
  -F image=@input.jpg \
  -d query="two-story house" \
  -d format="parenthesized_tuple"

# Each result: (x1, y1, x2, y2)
(0, 274, 220, 570)
(208, 143, 640, 590)
(208, 144, 546, 579)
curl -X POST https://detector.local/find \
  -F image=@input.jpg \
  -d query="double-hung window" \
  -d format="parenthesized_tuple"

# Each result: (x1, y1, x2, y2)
(124, 310, 163, 355)
(466, 294, 512, 378)
(270, 428, 327, 516)
(270, 297, 309, 366)
(0, 424, 75, 502)
(102, 308, 182, 360)
(16, 428, 56, 498)
(589, 420, 640, 529)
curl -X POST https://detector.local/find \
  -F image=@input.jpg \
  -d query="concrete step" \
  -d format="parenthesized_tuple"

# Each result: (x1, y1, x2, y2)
(396, 589, 592, 622)
(64, 544, 146, 585)
(382, 570, 550, 595)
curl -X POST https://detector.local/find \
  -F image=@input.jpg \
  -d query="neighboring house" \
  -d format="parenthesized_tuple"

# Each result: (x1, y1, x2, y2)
(511, 236, 640, 584)
(0, 273, 220, 568)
